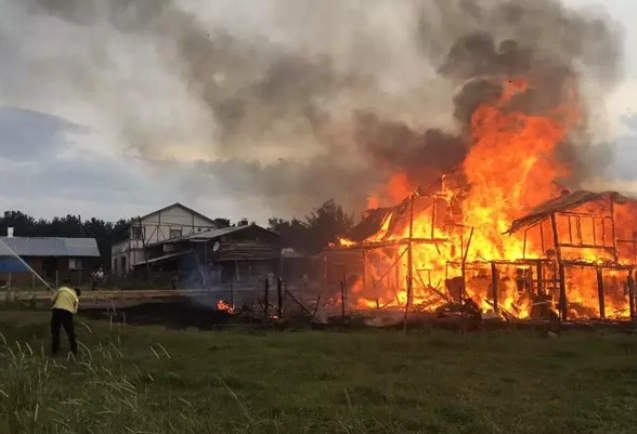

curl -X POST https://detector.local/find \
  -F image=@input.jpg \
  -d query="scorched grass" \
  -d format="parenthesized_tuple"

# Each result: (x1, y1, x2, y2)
(1, 308, 637, 433)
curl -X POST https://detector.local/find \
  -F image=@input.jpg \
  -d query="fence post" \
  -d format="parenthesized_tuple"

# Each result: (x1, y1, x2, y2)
(277, 277, 283, 318)
(264, 277, 270, 316)
(55, 270, 58, 288)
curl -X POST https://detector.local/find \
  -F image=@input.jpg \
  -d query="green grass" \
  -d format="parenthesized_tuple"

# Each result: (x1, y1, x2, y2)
(1, 309, 637, 434)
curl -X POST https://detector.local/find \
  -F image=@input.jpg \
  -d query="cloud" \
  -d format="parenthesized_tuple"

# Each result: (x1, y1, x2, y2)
(0, 106, 89, 161)
(0, 106, 271, 222)
(0, 0, 634, 222)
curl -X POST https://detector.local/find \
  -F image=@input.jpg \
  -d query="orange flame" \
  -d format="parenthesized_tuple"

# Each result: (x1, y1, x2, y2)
(337, 77, 634, 320)
(217, 300, 234, 313)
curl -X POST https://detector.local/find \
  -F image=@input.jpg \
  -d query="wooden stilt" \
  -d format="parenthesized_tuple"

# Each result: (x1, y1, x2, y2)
(596, 267, 605, 320)
(490, 261, 499, 314)
(550, 213, 568, 321)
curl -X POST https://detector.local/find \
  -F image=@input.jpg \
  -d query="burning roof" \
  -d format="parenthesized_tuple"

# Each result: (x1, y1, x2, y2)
(507, 190, 634, 235)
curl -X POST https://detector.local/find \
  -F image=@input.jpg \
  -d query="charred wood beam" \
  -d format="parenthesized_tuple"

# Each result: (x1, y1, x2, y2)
(327, 238, 450, 252)
(264, 278, 269, 317)
(558, 211, 605, 218)
(449, 258, 636, 271)
(558, 243, 614, 250)
(596, 267, 605, 320)
(610, 195, 619, 263)
(277, 277, 283, 318)
(628, 271, 636, 323)
(284, 287, 314, 317)
(371, 248, 408, 291)
(550, 213, 568, 322)
(491, 261, 499, 314)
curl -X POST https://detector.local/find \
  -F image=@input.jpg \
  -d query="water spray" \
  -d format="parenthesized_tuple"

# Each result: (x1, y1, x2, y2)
(0, 238, 54, 293)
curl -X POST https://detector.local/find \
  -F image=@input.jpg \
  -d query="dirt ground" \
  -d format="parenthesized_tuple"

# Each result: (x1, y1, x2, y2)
(74, 296, 637, 336)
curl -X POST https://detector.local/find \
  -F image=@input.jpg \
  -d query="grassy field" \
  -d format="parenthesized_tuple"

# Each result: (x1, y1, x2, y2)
(1, 309, 637, 434)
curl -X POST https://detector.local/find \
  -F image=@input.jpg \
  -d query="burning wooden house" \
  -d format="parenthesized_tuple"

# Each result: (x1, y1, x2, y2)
(327, 183, 637, 322)
(322, 68, 637, 323)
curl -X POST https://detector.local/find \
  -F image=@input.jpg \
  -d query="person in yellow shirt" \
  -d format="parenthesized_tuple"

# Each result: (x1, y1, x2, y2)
(50, 278, 81, 356)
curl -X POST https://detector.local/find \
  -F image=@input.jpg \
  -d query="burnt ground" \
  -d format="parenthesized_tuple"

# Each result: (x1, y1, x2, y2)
(78, 298, 235, 330)
(75, 297, 637, 335)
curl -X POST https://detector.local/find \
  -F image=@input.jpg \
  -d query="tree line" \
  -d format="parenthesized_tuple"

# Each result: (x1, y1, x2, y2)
(0, 200, 356, 270)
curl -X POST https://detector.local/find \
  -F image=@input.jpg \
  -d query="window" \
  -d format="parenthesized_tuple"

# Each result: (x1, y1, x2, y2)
(169, 228, 183, 239)
(131, 226, 144, 239)
(69, 258, 83, 270)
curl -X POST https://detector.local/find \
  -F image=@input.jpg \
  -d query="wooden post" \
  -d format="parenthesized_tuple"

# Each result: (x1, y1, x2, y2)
(461, 227, 475, 300)
(536, 262, 544, 294)
(490, 261, 499, 314)
(277, 277, 283, 318)
(403, 195, 415, 334)
(550, 213, 568, 321)
(323, 252, 328, 294)
(402, 275, 410, 335)
(264, 277, 270, 316)
(596, 267, 606, 320)
(610, 193, 619, 263)
(628, 271, 635, 323)
(373, 277, 379, 309)
(312, 293, 322, 318)
(229, 283, 234, 308)
(361, 250, 367, 294)
(340, 279, 346, 321)
(406, 194, 415, 307)
(394, 249, 400, 294)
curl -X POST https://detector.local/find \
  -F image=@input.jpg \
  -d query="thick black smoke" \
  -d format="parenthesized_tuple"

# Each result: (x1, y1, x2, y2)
(1, 0, 625, 215)
(354, 0, 623, 202)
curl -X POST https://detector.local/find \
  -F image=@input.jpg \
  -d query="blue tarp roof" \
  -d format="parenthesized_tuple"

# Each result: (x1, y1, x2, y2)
(0, 237, 100, 257)
(0, 257, 30, 273)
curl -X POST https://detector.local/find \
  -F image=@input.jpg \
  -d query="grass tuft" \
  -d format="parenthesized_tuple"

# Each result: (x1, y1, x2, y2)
(1, 308, 637, 433)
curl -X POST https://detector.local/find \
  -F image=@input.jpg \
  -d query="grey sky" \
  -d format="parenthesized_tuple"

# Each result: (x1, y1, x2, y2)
(0, 0, 636, 224)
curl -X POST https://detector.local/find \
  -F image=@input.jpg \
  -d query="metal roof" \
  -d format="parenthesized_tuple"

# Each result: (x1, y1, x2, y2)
(138, 202, 219, 227)
(169, 224, 278, 243)
(0, 237, 101, 257)
(132, 250, 194, 267)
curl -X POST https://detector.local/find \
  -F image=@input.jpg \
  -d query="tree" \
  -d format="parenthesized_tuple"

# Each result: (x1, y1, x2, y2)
(268, 217, 310, 252)
(212, 218, 231, 228)
(0, 210, 132, 270)
(304, 200, 354, 253)
(269, 199, 355, 254)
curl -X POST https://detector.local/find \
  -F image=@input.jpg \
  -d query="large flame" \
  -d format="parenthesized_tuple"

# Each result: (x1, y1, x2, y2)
(337, 77, 634, 320)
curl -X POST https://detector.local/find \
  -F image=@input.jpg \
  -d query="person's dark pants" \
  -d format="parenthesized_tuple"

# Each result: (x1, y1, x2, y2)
(51, 308, 77, 356)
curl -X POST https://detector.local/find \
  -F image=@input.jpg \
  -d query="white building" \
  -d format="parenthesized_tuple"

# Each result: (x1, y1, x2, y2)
(111, 203, 220, 275)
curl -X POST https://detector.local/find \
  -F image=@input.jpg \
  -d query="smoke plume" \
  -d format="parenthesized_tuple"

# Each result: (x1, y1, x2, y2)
(0, 0, 625, 215)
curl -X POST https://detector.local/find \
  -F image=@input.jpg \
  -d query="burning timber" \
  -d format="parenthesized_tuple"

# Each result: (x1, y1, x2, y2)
(327, 184, 637, 323)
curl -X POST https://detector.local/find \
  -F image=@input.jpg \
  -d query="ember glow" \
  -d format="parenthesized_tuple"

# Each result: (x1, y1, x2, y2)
(217, 300, 234, 314)
(334, 77, 637, 321)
